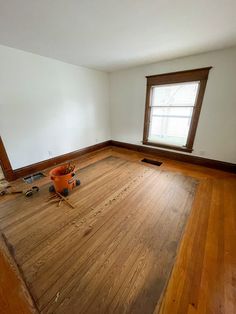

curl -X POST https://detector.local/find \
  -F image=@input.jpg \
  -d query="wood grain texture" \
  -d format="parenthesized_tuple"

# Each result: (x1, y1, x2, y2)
(146, 67, 212, 85)
(111, 141, 236, 173)
(0, 146, 235, 314)
(0, 155, 197, 313)
(0, 234, 37, 314)
(112, 147, 236, 314)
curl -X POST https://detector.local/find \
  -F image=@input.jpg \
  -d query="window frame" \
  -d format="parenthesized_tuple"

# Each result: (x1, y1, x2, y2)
(143, 67, 212, 153)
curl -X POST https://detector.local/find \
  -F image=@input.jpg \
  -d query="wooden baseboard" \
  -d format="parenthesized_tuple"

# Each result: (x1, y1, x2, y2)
(111, 140, 236, 173)
(2, 138, 235, 181)
(8, 140, 112, 181)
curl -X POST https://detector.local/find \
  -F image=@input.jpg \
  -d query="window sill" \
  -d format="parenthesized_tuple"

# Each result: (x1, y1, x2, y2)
(142, 141, 193, 153)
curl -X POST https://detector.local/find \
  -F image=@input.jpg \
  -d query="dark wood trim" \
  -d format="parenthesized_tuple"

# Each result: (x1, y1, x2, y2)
(0, 136, 15, 181)
(185, 79, 207, 149)
(1, 140, 112, 181)
(143, 67, 212, 153)
(143, 83, 152, 143)
(146, 67, 212, 85)
(13, 140, 112, 180)
(2, 136, 235, 182)
(142, 140, 193, 153)
(111, 140, 236, 173)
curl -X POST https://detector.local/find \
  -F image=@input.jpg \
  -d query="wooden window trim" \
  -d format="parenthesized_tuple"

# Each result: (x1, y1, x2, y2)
(143, 67, 212, 153)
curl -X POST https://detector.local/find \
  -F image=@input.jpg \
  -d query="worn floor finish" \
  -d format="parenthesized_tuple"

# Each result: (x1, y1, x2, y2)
(0, 147, 236, 314)
(0, 155, 197, 313)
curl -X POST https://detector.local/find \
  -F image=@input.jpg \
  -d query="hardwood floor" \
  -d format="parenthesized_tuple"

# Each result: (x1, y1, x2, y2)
(0, 234, 36, 314)
(0, 146, 235, 314)
(0, 155, 197, 313)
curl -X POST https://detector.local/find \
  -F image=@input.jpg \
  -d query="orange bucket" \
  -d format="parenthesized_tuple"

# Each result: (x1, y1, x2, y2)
(49, 165, 77, 195)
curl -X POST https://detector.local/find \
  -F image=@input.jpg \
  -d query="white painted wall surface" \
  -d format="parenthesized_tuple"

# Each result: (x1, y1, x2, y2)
(0, 45, 110, 169)
(110, 47, 236, 163)
(0, 45, 235, 169)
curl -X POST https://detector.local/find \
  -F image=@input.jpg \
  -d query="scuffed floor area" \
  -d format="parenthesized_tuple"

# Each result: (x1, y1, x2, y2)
(0, 156, 197, 314)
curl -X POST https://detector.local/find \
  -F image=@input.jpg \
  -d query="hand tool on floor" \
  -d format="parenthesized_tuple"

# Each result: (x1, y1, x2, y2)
(0, 185, 39, 197)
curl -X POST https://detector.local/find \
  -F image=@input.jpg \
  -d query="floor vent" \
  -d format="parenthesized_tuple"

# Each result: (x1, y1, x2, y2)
(23, 172, 45, 184)
(141, 158, 163, 166)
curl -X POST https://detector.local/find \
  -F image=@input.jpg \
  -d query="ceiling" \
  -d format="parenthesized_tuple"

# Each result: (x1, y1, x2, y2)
(0, 0, 236, 72)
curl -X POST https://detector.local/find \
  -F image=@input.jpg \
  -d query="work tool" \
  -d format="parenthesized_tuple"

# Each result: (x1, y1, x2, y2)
(0, 185, 39, 197)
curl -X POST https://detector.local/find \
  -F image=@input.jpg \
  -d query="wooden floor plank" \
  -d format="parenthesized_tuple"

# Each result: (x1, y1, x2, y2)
(3, 158, 138, 264)
(0, 235, 36, 314)
(23, 161, 153, 288)
(1, 156, 197, 313)
(39, 170, 166, 312)
(0, 147, 235, 314)
(158, 178, 212, 314)
(52, 172, 190, 314)
(85, 180, 196, 313)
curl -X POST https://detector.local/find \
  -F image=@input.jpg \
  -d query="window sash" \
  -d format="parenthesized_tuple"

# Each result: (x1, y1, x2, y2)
(150, 105, 195, 108)
(143, 67, 212, 152)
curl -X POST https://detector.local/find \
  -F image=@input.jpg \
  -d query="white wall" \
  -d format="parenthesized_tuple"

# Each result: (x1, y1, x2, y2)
(0, 45, 235, 169)
(0, 45, 110, 169)
(110, 47, 236, 163)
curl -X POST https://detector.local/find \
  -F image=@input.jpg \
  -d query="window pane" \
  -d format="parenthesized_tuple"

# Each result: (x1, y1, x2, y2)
(149, 115, 192, 146)
(152, 107, 193, 118)
(148, 81, 199, 147)
(151, 82, 199, 107)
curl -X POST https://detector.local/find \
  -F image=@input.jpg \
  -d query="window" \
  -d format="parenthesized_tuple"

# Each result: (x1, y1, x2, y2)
(143, 67, 211, 152)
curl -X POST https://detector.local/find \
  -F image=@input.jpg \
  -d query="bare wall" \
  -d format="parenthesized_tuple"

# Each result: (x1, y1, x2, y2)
(109, 47, 236, 163)
(0, 45, 110, 169)
(1, 45, 236, 169)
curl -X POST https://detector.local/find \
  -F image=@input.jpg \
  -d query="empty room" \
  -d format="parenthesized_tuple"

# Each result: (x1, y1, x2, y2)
(0, 1, 236, 313)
